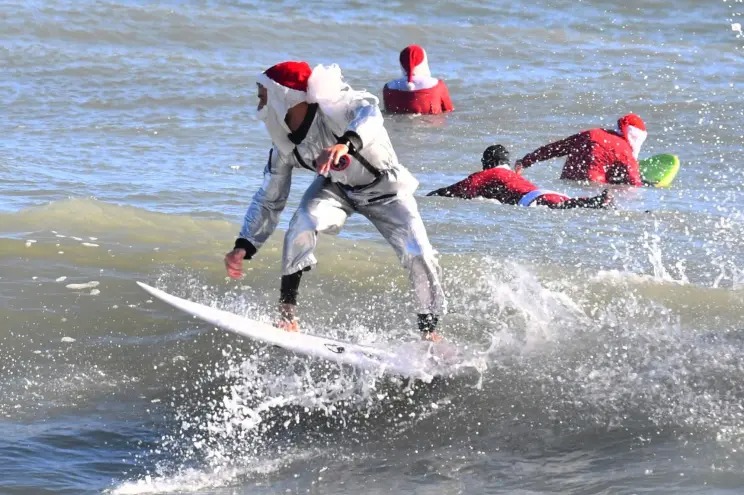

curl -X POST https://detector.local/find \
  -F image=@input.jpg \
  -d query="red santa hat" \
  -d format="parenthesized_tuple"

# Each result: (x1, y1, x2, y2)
(263, 61, 313, 92)
(618, 113, 646, 135)
(399, 45, 432, 90)
(617, 113, 647, 159)
(256, 61, 313, 143)
(258, 60, 348, 107)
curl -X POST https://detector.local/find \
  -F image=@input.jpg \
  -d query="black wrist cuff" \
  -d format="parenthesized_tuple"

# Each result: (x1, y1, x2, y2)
(233, 238, 257, 259)
(417, 314, 439, 334)
(337, 131, 363, 153)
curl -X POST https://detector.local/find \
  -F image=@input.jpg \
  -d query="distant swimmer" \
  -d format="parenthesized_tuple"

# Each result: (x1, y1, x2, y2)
(515, 114, 648, 186)
(427, 145, 614, 209)
(383, 44, 454, 115)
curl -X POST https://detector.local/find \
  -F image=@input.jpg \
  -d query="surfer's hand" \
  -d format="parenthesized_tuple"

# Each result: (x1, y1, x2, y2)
(514, 160, 525, 175)
(316, 144, 348, 176)
(224, 248, 245, 279)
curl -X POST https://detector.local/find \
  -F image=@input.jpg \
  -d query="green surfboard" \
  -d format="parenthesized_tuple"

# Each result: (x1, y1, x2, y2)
(639, 154, 680, 187)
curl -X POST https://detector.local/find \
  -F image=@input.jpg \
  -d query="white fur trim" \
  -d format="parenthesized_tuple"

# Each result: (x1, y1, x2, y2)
(386, 76, 439, 91)
(306, 64, 345, 104)
(413, 51, 431, 78)
(625, 125, 647, 159)
(306, 64, 379, 127)
(518, 189, 567, 207)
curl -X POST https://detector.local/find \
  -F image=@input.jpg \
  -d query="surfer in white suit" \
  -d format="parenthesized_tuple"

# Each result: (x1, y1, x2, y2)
(224, 61, 447, 341)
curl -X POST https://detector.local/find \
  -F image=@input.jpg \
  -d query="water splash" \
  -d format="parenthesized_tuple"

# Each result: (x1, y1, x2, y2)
(116, 256, 744, 492)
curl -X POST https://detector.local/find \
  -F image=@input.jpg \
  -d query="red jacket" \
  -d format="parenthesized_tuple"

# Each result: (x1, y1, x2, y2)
(383, 80, 454, 115)
(519, 128, 642, 186)
(429, 167, 567, 205)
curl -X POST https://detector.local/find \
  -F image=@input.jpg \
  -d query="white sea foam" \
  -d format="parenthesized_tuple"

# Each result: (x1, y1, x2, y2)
(109, 467, 243, 495)
(65, 281, 100, 290)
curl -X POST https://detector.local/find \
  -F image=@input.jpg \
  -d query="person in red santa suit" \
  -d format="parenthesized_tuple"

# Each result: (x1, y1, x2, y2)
(428, 145, 614, 209)
(223, 61, 447, 341)
(514, 114, 648, 186)
(382, 45, 454, 115)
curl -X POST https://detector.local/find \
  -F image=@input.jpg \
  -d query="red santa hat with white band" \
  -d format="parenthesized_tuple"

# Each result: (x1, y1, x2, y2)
(399, 45, 432, 90)
(618, 113, 647, 159)
(257, 60, 347, 108)
(256, 61, 312, 123)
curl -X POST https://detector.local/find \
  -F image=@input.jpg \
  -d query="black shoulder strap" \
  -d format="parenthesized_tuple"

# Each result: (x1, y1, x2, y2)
(349, 149, 382, 178)
(333, 133, 381, 178)
(293, 147, 316, 172)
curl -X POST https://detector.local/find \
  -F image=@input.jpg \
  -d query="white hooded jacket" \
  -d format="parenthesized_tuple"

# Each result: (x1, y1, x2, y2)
(240, 65, 418, 250)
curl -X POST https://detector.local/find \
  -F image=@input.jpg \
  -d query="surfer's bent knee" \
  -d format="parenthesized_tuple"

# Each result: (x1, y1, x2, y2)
(287, 209, 318, 238)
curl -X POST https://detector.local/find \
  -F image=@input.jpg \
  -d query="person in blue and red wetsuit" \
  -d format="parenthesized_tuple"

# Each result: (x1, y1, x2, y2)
(514, 114, 648, 186)
(427, 145, 613, 209)
(383, 45, 454, 115)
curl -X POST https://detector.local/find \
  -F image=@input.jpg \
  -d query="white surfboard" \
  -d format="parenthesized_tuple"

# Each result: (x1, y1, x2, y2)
(137, 282, 455, 381)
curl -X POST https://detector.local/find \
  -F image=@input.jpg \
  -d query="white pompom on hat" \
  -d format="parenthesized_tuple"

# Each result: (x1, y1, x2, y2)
(306, 64, 346, 104)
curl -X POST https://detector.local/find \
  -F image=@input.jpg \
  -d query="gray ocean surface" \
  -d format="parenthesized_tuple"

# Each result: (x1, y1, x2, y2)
(1, 0, 743, 493)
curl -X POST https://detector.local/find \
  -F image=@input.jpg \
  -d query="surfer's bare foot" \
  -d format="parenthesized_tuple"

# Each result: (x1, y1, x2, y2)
(275, 318, 300, 332)
(275, 303, 300, 332)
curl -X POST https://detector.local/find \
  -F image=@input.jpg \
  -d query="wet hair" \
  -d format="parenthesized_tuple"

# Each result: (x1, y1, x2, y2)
(481, 145, 510, 169)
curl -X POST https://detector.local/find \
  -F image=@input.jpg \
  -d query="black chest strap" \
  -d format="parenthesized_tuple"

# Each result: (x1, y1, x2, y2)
(332, 133, 382, 178)
(349, 149, 382, 178)
(293, 147, 316, 172)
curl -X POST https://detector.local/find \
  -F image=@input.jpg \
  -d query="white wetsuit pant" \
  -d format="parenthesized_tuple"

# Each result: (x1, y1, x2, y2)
(282, 176, 447, 316)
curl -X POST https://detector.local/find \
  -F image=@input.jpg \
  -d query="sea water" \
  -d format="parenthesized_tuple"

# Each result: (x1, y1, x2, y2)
(1, 0, 743, 493)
